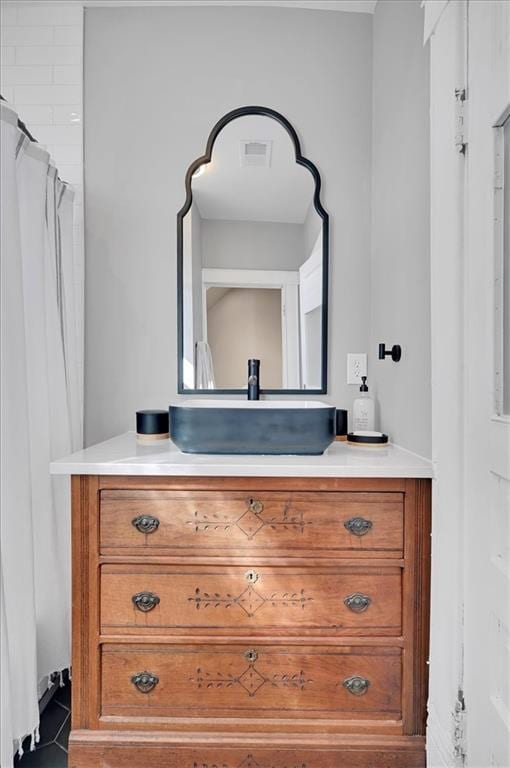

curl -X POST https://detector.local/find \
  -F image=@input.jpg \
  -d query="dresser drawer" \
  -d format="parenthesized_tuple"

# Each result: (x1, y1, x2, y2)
(100, 564, 402, 636)
(69, 741, 426, 768)
(101, 644, 402, 720)
(99, 490, 403, 556)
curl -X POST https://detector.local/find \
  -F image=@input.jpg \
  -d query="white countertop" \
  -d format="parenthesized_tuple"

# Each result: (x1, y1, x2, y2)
(50, 432, 433, 478)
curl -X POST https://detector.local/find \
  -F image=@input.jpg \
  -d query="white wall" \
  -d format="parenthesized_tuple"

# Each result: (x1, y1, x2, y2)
(201, 219, 306, 271)
(0, 1, 83, 191)
(0, 0, 85, 417)
(83, 5, 372, 445)
(370, 0, 431, 457)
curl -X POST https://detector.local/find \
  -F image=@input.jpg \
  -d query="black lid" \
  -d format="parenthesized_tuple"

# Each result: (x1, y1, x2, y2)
(359, 376, 368, 392)
(136, 409, 169, 435)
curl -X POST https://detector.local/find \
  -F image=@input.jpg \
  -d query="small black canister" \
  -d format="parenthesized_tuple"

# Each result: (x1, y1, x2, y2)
(136, 409, 169, 441)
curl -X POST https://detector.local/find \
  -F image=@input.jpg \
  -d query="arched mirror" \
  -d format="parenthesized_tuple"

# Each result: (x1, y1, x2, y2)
(177, 106, 328, 394)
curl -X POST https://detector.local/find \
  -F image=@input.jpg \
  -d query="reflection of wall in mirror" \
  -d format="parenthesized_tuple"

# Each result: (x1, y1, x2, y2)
(182, 201, 205, 388)
(299, 229, 323, 389)
(207, 287, 282, 388)
(191, 202, 204, 343)
(202, 219, 306, 271)
(182, 210, 194, 387)
(303, 201, 322, 258)
(303, 306, 322, 389)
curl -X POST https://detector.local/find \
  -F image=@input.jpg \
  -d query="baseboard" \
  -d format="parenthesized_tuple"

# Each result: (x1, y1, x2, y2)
(427, 703, 457, 767)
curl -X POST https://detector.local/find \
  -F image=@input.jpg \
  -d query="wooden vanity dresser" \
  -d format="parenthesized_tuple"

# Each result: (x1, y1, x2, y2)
(63, 446, 431, 768)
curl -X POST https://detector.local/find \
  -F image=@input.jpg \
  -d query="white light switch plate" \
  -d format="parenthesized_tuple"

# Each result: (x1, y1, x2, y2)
(347, 353, 367, 384)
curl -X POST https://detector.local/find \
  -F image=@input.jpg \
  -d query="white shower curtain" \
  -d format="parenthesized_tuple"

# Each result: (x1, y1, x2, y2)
(0, 102, 83, 767)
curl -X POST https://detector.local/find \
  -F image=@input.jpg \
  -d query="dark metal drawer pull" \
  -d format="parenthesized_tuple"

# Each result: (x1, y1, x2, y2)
(344, 517, 373, 536)
(344, 593, 371, 613)
(131, 514, 160, 534)
(343, 675, 370, 696)
(131, 671, 159, 693)
(132, 591, 160, 612)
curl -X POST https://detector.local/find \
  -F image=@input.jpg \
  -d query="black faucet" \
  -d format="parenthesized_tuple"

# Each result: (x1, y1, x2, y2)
(247, 359, 260, 400)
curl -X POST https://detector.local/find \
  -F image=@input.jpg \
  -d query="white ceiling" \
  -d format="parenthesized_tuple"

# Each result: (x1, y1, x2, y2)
(192, 115, 315, 224)
(7, 0, 377, 12)
(81, 1, 377, 9)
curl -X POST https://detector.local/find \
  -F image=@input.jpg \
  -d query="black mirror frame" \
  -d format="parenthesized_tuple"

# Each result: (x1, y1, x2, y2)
(177, 105, 329, 395)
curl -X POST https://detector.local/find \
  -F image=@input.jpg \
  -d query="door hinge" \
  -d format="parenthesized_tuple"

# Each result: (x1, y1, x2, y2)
(453, 688, 467, 764)
(455, 88, 468, 155)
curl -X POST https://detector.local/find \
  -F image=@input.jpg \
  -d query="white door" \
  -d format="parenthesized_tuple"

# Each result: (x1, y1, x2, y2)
(428, 2, 510, 766)
(427, 3, 469, 761)
(462, 2, 510, 765)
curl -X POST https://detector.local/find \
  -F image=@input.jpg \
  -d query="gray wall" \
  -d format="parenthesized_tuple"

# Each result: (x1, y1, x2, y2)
(201, 219, 306, 271)
(303, 202, 323, 259)
(84, 6, 372, 445)
(370, 0, 431, 457)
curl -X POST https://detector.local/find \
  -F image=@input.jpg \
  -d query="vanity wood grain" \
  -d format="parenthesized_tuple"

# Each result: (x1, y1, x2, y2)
(69, 475, 431, 768)
(100, 564, 402, 636)
(101, 643, 402, 719)
(100, 489, 404, 557)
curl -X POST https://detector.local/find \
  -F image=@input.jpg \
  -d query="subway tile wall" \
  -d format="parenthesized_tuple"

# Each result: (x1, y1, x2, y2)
(0, 1, 84, 427)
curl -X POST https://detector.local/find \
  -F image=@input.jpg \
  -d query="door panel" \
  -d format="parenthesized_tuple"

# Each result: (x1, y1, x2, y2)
(463, 2, 510, 765)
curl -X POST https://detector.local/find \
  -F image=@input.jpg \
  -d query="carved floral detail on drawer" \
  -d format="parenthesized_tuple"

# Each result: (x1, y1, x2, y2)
(193, 757, 307, 768)
(188, 585, 313, 617)
(189, 662, 313, 698)
(187, 499, 308, 540)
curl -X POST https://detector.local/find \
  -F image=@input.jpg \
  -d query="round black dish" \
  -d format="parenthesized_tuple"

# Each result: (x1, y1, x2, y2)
(347, 431, 388, 445)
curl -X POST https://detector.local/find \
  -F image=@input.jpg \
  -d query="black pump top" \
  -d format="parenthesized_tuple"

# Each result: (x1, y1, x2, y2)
(360, 376, 368, 392)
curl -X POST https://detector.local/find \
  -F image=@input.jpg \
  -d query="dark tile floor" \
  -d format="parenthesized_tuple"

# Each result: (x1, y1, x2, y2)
(14, 675, 71, 768)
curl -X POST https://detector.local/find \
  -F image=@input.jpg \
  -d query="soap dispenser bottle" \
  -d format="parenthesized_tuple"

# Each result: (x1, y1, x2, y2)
(352, 376, 375, 431)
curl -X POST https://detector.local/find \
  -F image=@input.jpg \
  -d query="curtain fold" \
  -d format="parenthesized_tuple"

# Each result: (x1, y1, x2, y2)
(1, 101, 40, 768)
(0, 102, 83, 768)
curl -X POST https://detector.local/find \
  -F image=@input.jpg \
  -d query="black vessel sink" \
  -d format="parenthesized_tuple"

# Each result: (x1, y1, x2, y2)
(170, 400, 336, 455)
